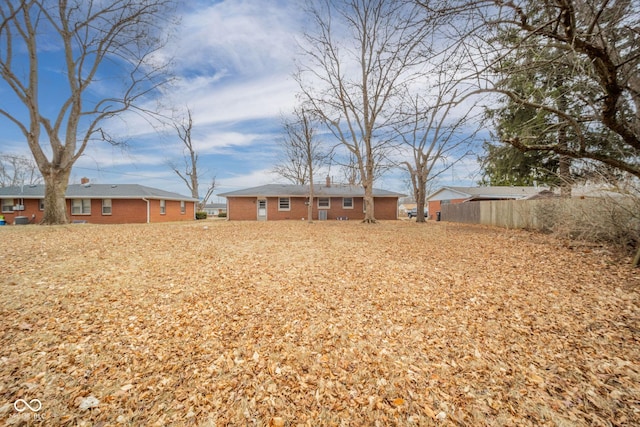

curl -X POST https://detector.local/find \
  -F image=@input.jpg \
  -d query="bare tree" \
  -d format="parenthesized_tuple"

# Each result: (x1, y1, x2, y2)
(336, 152, 361, 186)
(417, 0, 640, 179)
(272, 141, 310, 186)
(0, 153, 42, 187)
(199, 178, 217, 212)
(273, 109, 325, 186)
(0, 0, 177, 224)
(297, 0, 430, 222)
(169, 107, 216, 211)
(273, 107, 327, 222)
(398, 70, 478, 223)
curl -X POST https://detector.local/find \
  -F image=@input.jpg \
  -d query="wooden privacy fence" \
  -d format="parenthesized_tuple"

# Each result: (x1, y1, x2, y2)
(440, 197, 638, 238)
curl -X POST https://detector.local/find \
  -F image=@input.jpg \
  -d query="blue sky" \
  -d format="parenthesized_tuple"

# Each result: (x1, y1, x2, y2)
(1, 0, 484, 202)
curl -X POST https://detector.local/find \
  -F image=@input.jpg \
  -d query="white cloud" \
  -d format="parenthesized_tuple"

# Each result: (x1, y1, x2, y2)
(171, 74, 298, 126)
(192, 131, 259, 152)
(76, 143, 167, 169)
(93, 0, 303, 142)
(217, 168, 281, 193)
(172, 0, 303, 77)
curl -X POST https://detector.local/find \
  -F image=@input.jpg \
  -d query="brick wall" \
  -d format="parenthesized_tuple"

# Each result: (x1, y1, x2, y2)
(0, 197, 195, 224)
(226, 196, 399, 220)
(67, 199, 148, 224)
(372, 197, 399, 220)
(147, 199, 194, 223)
(0, 199, 41, 224)
(227, 197, 258, 220)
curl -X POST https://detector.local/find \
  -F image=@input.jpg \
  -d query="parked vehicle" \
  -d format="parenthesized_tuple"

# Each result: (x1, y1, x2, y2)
(407, 208, 428, 219)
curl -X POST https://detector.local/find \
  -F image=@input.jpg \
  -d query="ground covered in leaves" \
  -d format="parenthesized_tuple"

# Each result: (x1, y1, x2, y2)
(0, 220, 638, 426)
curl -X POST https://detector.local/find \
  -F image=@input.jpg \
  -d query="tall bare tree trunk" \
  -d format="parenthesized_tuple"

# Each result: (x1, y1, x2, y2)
(41, 168, 72, 224)
(415, 180, 426, 223)
(308, 177, 314, 223)
(363, 186, 375, 223)
(362, 157, 376, 223)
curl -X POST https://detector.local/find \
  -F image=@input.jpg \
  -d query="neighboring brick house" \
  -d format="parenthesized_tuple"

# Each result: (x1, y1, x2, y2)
(218, 181, 405, 221)
(0, 181, 197, 224)
(426, 186, 547, 220)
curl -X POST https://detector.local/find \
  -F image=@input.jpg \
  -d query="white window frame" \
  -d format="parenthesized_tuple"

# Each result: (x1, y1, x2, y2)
(278, 197, 290, 211)
(102, 199, 112, 215)
(180, 200, 186, 214)
(318, 197, 330, 209)
(39, 199, 44, 211)
(342, 197, 353, 209)
(160, 199, 166, 215)
(71, 199, 91, 215)
(1, 199, 14, 213)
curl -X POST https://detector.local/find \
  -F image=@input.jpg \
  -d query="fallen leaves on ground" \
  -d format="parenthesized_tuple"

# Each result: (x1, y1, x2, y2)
(0, 220, 638, 426)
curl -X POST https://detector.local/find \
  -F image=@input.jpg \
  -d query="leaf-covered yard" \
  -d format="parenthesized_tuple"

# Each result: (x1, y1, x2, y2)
(1, 220, 638, 426)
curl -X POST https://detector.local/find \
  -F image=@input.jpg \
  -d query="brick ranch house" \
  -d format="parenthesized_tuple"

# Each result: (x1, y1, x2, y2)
(0, 181, 197, 224)
(218, 181, 405, 221)
(426, 186, 548, 220)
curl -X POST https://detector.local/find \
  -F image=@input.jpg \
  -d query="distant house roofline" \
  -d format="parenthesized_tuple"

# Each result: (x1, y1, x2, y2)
(218, 183, 406, 198)
(427, 185, 547, 201)
(0, 184, 198, 202)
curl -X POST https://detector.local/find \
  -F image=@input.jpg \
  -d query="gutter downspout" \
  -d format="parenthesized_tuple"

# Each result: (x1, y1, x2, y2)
(142, 198, 150, 223)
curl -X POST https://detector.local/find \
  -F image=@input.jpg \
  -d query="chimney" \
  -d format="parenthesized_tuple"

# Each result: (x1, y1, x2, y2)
(81, 177, 90, 185)
(326, 176, 331, 187)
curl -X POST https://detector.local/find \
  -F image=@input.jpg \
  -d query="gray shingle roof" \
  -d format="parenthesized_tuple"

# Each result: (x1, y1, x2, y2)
(0, 184, 197, 201)
(448, 186, 544, 198)
(218, 184, 405, 198)
(428, 186, 545, 200)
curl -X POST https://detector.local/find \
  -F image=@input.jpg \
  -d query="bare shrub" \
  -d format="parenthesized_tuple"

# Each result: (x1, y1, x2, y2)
(531, 199, 561, 234)
(551, 195, 639, 253)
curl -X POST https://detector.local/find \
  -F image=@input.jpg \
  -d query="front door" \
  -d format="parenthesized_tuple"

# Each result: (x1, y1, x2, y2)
(257, 199, 267, 221)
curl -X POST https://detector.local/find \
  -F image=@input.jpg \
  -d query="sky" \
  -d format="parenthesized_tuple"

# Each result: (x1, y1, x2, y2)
(0, 0, 485, 202)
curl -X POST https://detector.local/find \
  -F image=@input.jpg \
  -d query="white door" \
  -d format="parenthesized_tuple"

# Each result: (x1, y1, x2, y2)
(257, 199, 267, 220)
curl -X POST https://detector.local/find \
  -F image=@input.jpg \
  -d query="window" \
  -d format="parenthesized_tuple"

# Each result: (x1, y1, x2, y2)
(1, 199, 14, 213)
(39, 199, 44, 211)
(342, 197, 353, 209)
(180, 200, 186, 214)
(102, 199, 112, 215)
(278, 197, 290, 211)
(318, 197, 330, 209)
(160, 200, 166, 214)
(71, 199, 91, 215)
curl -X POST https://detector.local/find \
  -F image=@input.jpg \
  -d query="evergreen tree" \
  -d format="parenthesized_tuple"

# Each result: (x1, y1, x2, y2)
(479, 141, 558, 187)
(481, 1, 639, 180)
